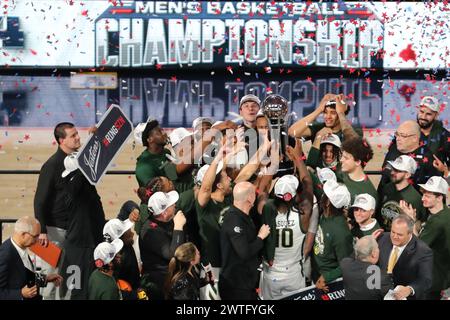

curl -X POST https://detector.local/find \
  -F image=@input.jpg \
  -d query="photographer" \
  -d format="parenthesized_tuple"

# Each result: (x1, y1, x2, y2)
(0, 216, 63, 300)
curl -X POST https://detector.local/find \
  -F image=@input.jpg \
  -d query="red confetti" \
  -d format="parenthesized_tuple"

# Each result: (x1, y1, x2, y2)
(81, 10, 88, 16)
(30, 49, 37, 55)
(399, 44, 417, 62)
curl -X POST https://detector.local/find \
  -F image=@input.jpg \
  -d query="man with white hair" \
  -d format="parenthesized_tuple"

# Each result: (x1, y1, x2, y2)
(340, 236, 392, 300)
(379, 120, 441, 192)
(0, 216, 63, 300)
(377, 215, 433, 300)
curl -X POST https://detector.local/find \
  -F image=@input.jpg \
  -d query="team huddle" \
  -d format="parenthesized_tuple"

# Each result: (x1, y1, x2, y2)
(0, 92, 449, 301)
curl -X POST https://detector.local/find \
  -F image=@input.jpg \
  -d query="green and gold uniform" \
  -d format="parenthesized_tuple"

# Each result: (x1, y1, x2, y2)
(313, 214, 353, 283)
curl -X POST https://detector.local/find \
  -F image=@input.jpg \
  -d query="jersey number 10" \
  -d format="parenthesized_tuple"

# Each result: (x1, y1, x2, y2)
(275, 228, 293, 248)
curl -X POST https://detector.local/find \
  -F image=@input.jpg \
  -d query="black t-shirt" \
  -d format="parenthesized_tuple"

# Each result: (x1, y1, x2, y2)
(220, 205, 263, 290)
(64, 170, 105, 247)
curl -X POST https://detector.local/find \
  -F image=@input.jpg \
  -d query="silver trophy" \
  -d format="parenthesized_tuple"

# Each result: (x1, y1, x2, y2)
(262, 94, 293, 175)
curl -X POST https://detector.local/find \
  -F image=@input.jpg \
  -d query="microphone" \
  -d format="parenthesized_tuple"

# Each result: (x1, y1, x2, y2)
(201, 263, 215, 286)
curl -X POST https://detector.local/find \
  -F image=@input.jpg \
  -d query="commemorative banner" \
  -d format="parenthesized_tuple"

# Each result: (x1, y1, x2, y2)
(282, 278, 345, 301)
(76, 104, 133, 185)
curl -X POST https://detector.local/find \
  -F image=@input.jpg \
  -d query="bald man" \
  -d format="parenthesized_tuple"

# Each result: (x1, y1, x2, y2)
(379, 120, 441, 193)
(0, 217, 62, 300)
(219, 182, 270, 300)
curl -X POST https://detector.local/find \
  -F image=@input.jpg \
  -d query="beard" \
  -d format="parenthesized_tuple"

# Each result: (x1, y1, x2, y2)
(390, 174, 403, 184)
(417, 116, 434, 129)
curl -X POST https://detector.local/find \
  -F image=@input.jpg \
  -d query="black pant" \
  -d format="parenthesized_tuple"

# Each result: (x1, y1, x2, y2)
(219, 280, 257, 300)
(59, 244, 94, 300)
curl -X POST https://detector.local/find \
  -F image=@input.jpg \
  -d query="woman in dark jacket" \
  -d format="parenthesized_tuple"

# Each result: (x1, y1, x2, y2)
(164, 242, 212, 300)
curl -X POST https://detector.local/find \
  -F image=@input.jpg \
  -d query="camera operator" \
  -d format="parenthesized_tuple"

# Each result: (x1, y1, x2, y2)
(0, 216, 63, 300)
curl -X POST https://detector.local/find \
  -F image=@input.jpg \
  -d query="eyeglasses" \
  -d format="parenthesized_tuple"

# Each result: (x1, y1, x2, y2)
(394, 132, 416, 139)
(25, 232, 39, 239)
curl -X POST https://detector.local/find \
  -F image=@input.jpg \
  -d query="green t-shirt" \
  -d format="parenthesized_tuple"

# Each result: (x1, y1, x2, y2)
(419, 206, 450, 292)
(135, 149, 178, 187)
(351, 219, 381, 239)
(174, 170, 195, 194)
(339, 172, 378, 204)
(88, 269, 121, 300)
(309, 122, 363, 143)
(195, 195, 232, 267)
(377, 182, 426, 230)
(313, 214, 353, 283)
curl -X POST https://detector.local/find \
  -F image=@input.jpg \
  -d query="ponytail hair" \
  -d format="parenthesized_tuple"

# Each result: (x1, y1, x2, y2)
(163, 242, 197, 299)
(137, 176, 165, 203)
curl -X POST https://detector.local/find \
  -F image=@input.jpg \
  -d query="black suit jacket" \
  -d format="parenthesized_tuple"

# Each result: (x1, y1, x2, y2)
(0, 239, 33, 300)
(377, 233, 433, 300)
(340, 257, 393, 300)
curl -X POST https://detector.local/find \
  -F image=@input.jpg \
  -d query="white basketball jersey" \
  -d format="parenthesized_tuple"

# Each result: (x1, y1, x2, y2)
(272, 210, 305, 269)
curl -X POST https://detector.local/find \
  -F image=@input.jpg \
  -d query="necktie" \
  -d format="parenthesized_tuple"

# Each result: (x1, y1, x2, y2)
(387, 247, 399, 274)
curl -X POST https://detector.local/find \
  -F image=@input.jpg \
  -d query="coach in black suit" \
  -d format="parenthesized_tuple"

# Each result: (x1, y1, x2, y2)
(341, 236, 392, 300)
(377, 215, 433, 300)
(0, 217, 62, 300)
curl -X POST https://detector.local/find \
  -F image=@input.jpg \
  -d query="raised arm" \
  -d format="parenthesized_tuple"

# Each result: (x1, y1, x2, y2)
(197, 145, 225, 208)
(335, 94, 359, 141)
(288, 93, 335, 138)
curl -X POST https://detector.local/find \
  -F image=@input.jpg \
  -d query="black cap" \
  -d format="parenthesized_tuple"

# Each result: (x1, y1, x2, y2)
(142, 119, 159, 147)
(117, 200, 139, 221)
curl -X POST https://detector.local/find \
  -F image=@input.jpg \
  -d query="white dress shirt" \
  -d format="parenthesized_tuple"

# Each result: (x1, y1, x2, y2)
(11, 238, 34, 272)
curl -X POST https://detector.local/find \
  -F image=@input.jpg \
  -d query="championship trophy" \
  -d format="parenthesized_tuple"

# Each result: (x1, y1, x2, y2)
(262, 94, 294, 176)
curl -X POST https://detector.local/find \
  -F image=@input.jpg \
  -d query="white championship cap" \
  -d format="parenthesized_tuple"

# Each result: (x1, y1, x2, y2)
(103, 219, 134, 242)
(61, 152, 79, 178)
(195, 161, 223, 186)
(94, 239, 123, 265)
(169, 127, 193, 148)
(320, 134, 342, 148)
(316, 167, 337, 184)
(192, 117, 213, 131)
(351, 193, 376, 211)
(239, 94, 261, 107)
(419, 96, 440, 113)
(323, 180, 351, 209)
(274, 175, 299, 201)
(418, 176, 448, 195)
(387, 155, 417, 175)
(147, 191, 179, 216)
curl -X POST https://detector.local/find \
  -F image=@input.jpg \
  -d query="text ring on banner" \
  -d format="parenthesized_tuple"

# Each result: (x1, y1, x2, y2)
(77, 104, 133, 185)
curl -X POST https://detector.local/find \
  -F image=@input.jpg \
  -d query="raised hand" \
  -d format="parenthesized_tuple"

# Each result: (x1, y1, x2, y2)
(335, 94, 348, 114)
(318, 93, 336, 113)
(399, 200, 417, 221)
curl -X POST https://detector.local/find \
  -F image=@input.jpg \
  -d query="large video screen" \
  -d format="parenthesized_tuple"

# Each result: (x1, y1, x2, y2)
(1, 1, 449, 69)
